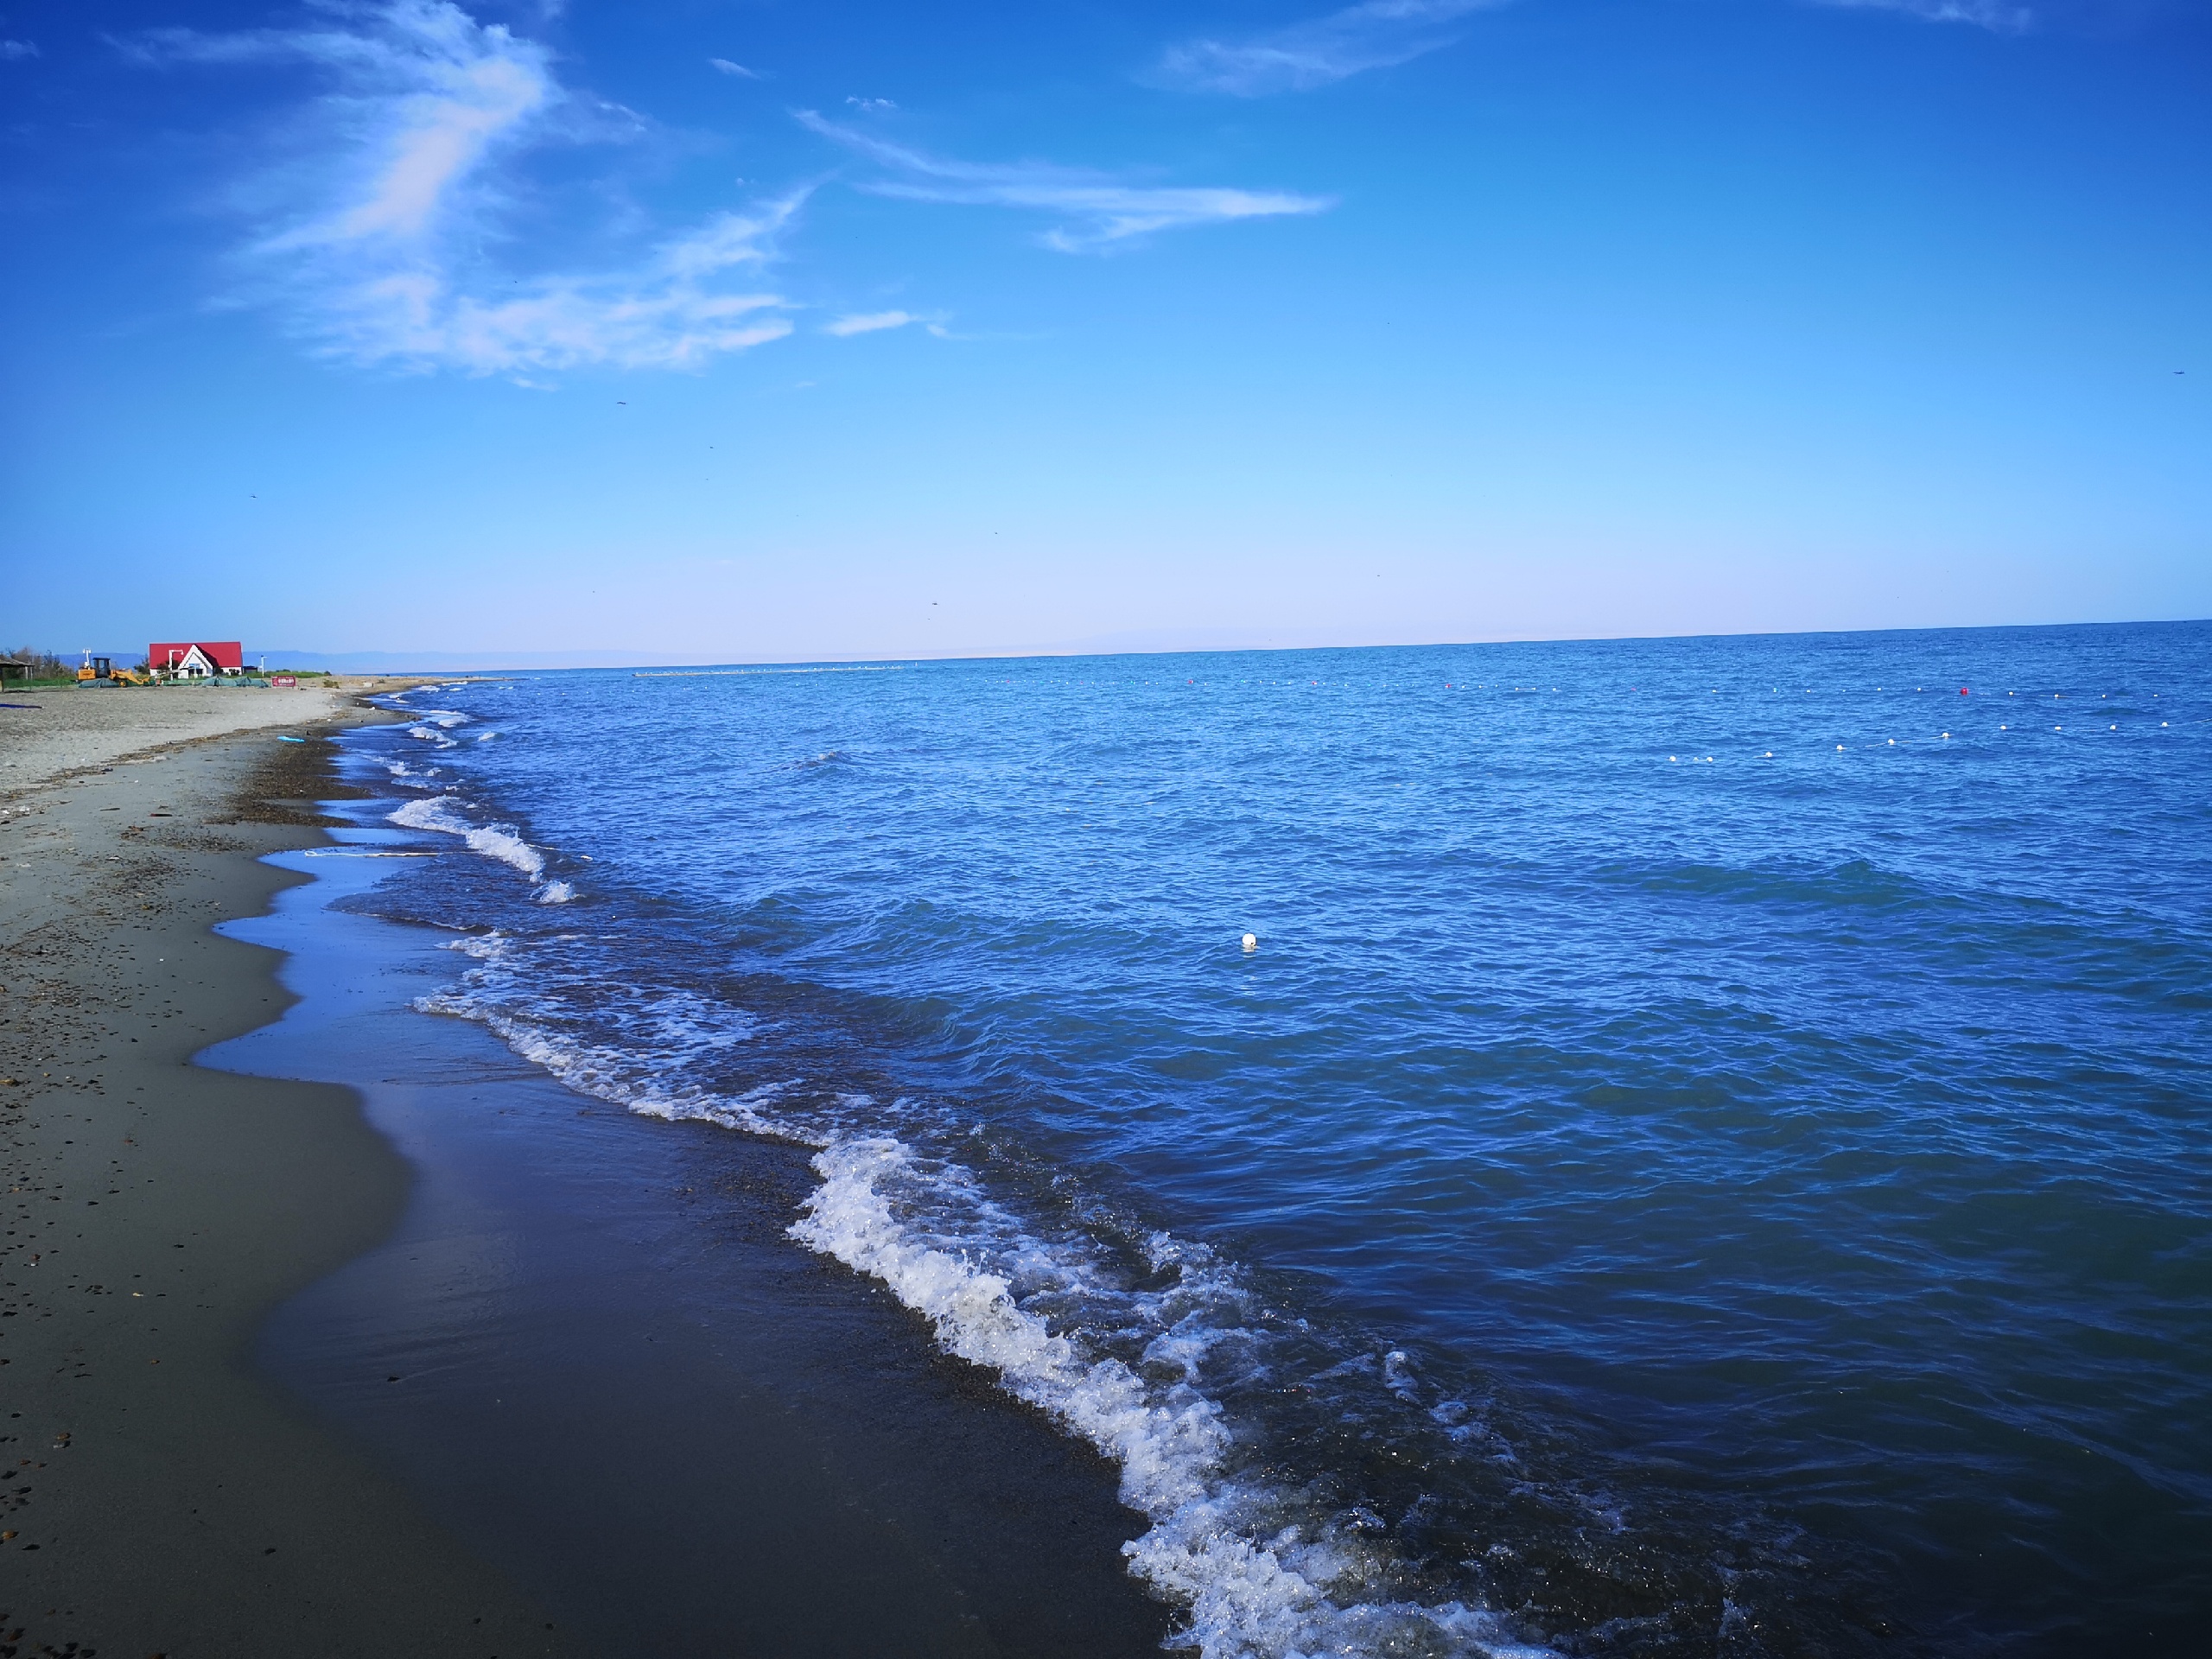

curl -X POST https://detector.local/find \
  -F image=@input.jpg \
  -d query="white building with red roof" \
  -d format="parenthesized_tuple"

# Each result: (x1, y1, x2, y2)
(149, 641, 245, 678)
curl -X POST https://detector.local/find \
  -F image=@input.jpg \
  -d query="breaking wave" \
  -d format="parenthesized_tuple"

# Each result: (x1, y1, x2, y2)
(411, 934, 1557, 1659)
(387, 794, 551, 886)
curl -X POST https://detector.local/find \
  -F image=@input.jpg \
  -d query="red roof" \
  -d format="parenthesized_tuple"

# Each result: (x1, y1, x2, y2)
(149, 641, 245, 671)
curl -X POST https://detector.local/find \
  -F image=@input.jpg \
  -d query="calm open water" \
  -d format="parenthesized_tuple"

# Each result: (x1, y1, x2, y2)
(343, 623, 2210, 1657)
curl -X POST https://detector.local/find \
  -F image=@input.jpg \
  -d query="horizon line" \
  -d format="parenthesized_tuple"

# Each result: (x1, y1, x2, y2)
(159, 614, 2209, 676)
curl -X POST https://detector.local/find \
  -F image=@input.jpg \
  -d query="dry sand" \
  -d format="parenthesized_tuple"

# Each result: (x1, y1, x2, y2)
(0, 678, 426, 791)
(0, 694, 578, 1656)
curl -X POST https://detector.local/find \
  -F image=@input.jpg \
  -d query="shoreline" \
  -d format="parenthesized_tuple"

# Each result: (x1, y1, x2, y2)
(208, 736, 1174, 1655)
(2, 695, 1173, 1656)
(1, 702, 578, 1656)
(0, 676, 455, 797)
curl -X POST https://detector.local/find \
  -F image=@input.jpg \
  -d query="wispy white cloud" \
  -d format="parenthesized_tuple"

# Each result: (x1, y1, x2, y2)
(795, 111, 1332, 251)
(2, 38, 40, 60)
(708, 57, 760, 79)
(134, 1, 799, 374)
(1156, 0, 1505, 97)
(824, 309, 922, 336)
(823, 308, 958, 338)
(299, 196, 802, 372)
(845, 95, 898, 112)
(1808, 0, 2034, 28)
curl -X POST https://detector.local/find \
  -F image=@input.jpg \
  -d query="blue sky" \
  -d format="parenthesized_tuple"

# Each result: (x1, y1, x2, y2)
(3, 0, 2206, 664)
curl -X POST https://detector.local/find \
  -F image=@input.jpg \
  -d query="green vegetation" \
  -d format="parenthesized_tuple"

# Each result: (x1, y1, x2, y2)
(2, 645, 75, 686)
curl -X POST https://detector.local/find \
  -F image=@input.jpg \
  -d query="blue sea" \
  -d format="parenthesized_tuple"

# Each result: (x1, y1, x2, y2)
(341, 623, 2210, 1656)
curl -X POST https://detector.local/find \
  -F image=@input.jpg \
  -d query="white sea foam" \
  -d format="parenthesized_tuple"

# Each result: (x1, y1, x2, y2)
(410, 937, 1554, 1659)
(791, 1138, 1556, 1659)
(388, 794, 467, 832)
(463, 823, 544, 879)
(535, 880, 575, 903)
(387, 795, 546, 880)
(417, 947, 780, 1135)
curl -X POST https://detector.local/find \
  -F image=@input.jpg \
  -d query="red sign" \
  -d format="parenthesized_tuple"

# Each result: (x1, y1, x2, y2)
(270, 675, 299, 688)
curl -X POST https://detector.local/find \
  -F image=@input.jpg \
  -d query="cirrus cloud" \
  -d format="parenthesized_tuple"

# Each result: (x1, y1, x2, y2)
(825, 309, 921, 335)
(795, 110, 1332, 251)
(1156, 0, 1507, 97)
(1808, 0, 2034, 28)
(131, 1, 801, 374)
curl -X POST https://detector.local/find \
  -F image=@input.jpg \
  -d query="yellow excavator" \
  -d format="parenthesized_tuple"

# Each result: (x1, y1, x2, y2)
(76, 654, 148, 686)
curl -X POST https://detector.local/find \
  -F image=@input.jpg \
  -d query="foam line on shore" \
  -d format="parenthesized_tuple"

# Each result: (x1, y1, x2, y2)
(387, 794, 550, 882)
(791, 1136, 1555, 1659)
(412, 938, 1553, 1659)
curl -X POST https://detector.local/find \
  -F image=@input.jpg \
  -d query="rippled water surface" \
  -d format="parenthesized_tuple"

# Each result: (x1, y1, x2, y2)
(349, 623, 2211, 1657)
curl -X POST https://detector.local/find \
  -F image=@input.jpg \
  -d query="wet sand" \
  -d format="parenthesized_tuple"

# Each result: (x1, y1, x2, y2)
(0, 696, 1173, 1656)
(0, 720, 579, 1656)
(213, 842, 1173, 1656)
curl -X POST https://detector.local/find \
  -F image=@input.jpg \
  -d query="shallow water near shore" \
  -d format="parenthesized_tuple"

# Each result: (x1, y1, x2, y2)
(207, 836, 1173, 1656)
(302, 623, 2207, 1656)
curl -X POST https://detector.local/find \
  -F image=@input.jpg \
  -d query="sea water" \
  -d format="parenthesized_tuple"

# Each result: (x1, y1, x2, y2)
(340, 623, 2211, 1656)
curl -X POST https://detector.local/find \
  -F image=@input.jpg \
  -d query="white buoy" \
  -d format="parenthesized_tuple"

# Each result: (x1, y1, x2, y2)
(1242, 932, 1257, 952)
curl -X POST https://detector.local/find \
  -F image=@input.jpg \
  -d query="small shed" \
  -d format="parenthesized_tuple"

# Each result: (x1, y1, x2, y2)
(149, 641, 245, 678)
(0, 659, 29, 682)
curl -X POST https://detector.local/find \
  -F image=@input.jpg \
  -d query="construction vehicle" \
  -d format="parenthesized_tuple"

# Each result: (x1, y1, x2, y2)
(76, 653, 148, 686)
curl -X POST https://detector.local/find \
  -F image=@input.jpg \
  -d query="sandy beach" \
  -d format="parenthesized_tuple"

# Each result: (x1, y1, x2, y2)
(1, 688, 578, 1656)
(0, 677, 433, 791)
(1, 686, 1173, 1657)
